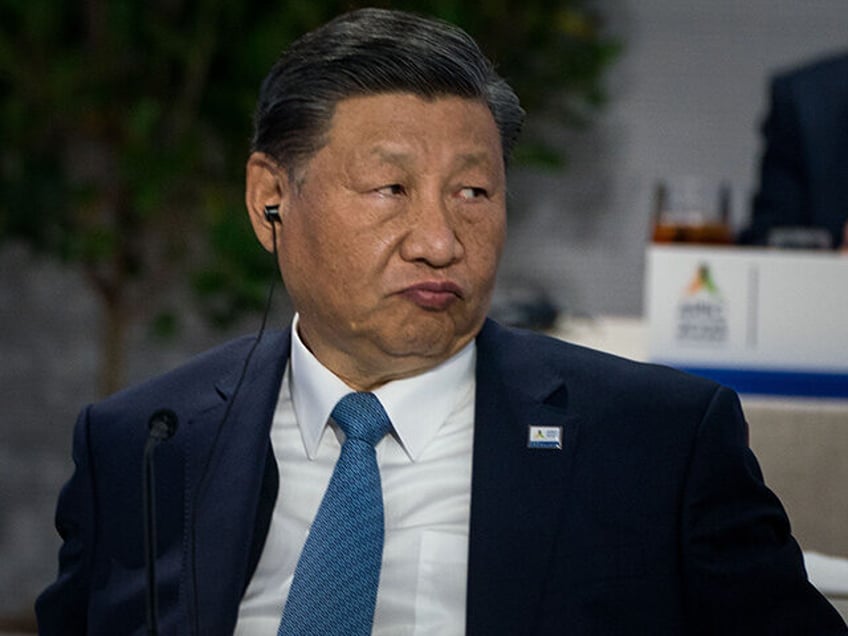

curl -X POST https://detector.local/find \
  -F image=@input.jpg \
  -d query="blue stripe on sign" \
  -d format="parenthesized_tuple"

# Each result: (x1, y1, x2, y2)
(668, 365, 848, 398)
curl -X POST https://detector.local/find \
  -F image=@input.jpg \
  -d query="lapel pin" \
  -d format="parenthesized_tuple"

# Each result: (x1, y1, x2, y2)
(527, 425, 563, 450)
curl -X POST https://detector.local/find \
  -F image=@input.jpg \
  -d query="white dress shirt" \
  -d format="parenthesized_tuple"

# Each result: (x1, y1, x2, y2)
(235, 317, 476, 635)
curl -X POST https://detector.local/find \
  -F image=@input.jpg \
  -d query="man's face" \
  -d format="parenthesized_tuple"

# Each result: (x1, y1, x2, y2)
(272, 93, 506, 389)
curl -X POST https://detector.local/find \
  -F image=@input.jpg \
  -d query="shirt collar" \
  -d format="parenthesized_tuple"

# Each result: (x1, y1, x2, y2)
(289, 314, 476, 462)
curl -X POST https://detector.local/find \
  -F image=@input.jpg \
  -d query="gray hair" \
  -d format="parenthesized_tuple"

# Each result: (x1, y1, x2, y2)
(251, 8, 524, 177)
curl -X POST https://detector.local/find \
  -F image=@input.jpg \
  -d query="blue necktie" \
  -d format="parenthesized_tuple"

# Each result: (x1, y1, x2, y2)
(278, 392, 392, 636)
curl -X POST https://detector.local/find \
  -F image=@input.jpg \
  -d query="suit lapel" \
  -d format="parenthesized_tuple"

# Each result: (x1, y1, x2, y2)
(184, 330, 290, 634)
(179, 320, 577, 633)
(466, 321, 581, 635)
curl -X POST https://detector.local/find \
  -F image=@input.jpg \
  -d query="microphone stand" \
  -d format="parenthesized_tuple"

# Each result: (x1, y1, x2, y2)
(144, 409, 179, 636)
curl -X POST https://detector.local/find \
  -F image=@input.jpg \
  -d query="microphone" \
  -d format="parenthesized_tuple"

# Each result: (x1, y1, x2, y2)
(143, 408, 179, 636)
(149, 408, 179, 442)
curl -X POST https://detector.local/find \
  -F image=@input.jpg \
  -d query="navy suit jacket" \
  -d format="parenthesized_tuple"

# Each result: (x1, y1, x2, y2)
(745, 52, 848, 248)
(36, 320, 847, 634)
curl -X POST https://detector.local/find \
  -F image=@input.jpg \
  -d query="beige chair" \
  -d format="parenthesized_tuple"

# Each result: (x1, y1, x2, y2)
(746, 396, 848, 621)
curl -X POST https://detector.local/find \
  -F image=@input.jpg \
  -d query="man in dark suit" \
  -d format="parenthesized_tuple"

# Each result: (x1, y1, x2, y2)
(37, 8, 847, 635)
(743, 51, 848, 249)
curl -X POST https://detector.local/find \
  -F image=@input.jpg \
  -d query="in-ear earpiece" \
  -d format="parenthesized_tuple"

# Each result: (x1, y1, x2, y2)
(264, 204, 281, 224)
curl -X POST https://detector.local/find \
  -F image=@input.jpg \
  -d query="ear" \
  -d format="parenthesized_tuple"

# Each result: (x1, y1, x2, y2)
(245, 152, 289, 253)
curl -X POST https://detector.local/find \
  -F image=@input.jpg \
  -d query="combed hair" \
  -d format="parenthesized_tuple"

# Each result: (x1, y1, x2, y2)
(251, 8, 524, 175)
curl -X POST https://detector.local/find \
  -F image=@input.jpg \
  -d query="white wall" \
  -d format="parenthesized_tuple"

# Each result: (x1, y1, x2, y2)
(500, 0, 848, 316)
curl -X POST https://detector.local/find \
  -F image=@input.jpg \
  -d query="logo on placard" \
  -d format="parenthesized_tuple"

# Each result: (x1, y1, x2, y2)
(675, 263, 728, 345)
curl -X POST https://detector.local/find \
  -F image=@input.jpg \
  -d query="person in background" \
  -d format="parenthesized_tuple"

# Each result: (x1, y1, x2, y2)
(742, 51, 848, 249)
(36, 8, 848, 635)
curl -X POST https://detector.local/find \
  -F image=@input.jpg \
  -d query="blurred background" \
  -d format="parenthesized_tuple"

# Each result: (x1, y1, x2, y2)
(2, 0, 847, 630)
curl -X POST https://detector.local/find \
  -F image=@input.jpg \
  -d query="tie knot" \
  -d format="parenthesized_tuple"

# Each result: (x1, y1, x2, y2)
(331, 392, 391, 447)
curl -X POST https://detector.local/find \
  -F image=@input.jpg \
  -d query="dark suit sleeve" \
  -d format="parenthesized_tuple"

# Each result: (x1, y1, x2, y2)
(744, 73, 809, 245)
(35, 406, 96, 635)
(681, 386, 847, 634)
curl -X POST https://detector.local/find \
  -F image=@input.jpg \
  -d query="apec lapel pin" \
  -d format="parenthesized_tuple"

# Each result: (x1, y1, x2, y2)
(527, 425, 563, 450)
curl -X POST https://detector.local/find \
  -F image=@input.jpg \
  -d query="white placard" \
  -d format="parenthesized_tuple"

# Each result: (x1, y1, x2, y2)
(645, 245, 848, 373)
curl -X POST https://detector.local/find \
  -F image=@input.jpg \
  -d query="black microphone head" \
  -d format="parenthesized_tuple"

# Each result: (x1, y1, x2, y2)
(148, 408, 179, 441)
